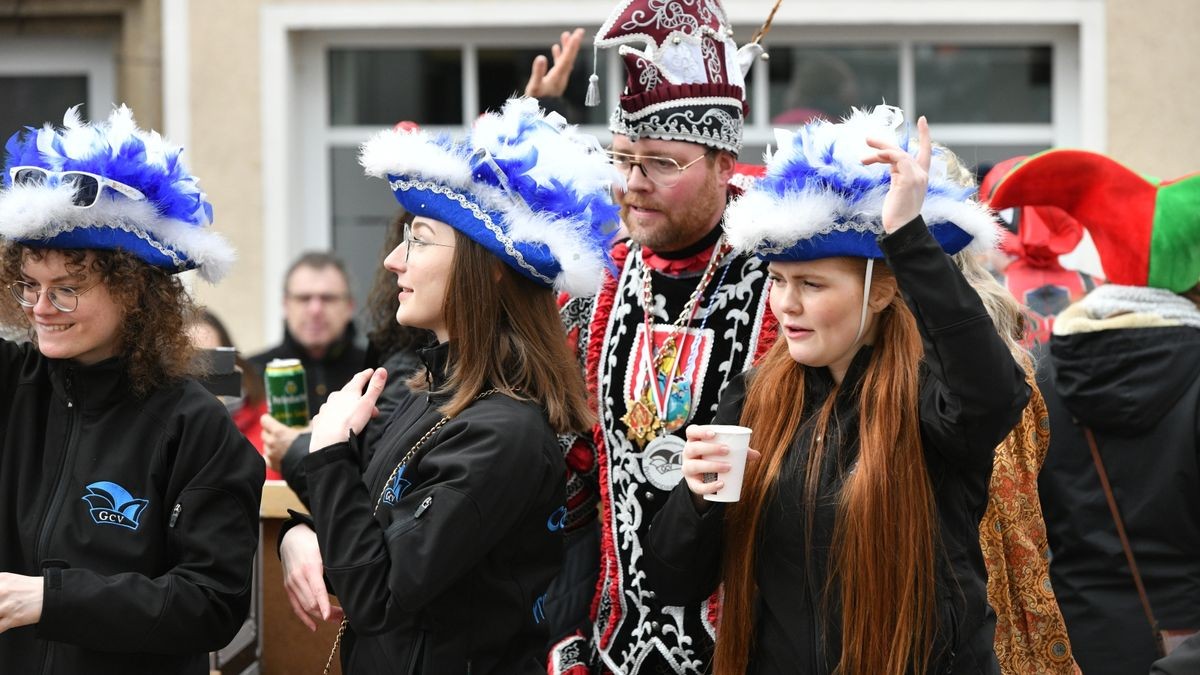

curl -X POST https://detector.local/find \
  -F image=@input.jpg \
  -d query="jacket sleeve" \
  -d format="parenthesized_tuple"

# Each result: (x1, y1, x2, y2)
(1152, 632, 1200, 675)
(303, 403, 563, 635)
(36, 393, 265, 653)
(643, 371, 748, 605)
(0, 337, 34, 387)
(879, 216, 1030, 473)
(281, 433, 312, 506)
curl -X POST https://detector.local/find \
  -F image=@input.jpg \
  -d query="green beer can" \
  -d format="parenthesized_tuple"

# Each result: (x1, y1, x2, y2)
(265, 358, 309, 427)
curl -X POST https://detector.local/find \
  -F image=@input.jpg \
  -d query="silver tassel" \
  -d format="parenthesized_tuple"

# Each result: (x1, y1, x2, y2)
(585, 45, 600, 107)
(585, 74, 601, 107)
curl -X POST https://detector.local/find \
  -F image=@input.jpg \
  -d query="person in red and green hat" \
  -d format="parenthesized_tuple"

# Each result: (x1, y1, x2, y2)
(989, 150, 1200, 675)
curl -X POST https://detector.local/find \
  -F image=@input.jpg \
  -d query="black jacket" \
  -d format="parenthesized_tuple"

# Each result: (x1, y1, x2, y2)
(645, 217, 1029, 674)
(281, 345, 425, 506)
(1152, 632, 1200, 675)
(284, 342, 566, 674)
(1038, 321, 1200, 675)
(0, 339, 265, 675)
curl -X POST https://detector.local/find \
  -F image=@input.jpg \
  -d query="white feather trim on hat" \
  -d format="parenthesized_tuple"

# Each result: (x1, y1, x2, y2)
(1, 105, 232, 281)
(358, 127, 474, 189)
(361, 97, 621, 296)
(0, 182, 235, 283)
(725, 106, 999, 256)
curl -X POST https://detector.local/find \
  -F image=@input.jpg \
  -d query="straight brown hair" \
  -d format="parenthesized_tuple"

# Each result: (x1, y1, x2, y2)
(408, 230, 594, 435)
(716, 265, 937, 675)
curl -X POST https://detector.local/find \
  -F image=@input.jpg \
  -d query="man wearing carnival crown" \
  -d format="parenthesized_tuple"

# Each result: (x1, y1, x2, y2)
(549, 1, 780, 673)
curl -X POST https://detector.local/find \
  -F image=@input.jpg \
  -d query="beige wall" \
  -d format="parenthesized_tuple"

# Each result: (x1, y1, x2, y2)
(186, 0, 376, 354)
(185, 0, 270, 352)
(1106, 0, 1200, 179)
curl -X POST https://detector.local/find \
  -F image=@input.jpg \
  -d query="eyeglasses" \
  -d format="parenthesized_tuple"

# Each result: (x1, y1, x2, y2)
(401, 221, 454, 263)
(605, 150, 710, 188)
(286, 292, 349, 305)
(8, 280, 100, 313)
(8, 166, 146, 208)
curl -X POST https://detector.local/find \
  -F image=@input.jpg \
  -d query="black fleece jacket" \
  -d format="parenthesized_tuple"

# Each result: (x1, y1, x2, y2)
(0, 339, 264, 675)
(282, 342, 566, 674)
(645, 217, 1029, 674)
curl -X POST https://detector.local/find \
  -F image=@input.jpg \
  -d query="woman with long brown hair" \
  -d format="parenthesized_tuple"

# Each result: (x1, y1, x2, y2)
(644, 106, 1029, 674)
(277, 98, 621, 674)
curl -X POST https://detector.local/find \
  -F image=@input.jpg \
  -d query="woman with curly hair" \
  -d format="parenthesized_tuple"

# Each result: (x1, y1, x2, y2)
(0, 106, 264, 675)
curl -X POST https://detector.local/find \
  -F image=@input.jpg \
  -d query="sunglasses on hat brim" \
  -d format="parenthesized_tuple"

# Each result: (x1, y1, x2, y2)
(7, 166, 146, 208)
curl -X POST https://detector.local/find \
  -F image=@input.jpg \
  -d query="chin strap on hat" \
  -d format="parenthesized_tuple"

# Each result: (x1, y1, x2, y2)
(853, 258, 875, 344)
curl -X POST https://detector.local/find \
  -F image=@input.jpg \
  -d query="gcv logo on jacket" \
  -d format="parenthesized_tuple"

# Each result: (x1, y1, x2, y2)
(382, 467, 412, 507)
(81, 481, 149, 530)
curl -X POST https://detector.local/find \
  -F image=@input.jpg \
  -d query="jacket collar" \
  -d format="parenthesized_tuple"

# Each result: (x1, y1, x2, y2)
(416, 339, 453, 400)
(48, 356, 131, 409)
(804, 345, 874, 409)
(279, 321, 359, 363)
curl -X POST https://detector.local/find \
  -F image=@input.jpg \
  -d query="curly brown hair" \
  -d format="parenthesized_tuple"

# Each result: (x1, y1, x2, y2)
(0, 243, 200, 396)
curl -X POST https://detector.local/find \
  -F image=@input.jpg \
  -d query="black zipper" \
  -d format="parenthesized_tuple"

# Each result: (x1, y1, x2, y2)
(406, 630, 427, 675)
(35, 370, 79, 563)
(39, 641, 54, 674)
(35, 370, 78, 675)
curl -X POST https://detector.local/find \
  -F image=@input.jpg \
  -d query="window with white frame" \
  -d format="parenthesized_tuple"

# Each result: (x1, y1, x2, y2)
(0, 36, 116, 134)
(297, 23, 1079, 320)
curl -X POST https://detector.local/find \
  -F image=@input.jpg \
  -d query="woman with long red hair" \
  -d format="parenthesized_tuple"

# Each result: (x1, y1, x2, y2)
(644, 107, 1029, 674)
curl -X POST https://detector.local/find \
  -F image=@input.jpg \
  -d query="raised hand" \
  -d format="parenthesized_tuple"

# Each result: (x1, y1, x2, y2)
(309, 368, 388, 452)
(863, 115, 932, 233)
(524, 28, 584, 99)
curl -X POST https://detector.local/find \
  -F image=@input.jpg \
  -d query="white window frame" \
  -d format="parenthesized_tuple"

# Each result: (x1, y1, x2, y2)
(256, 1, 1105, 340)
(0, 35, 117, 123)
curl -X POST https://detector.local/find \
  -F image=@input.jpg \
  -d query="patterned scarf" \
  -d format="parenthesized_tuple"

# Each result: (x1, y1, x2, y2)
(979, 380, 1081, 674)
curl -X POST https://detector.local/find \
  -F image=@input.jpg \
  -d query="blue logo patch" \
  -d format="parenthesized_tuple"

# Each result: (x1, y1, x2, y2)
(82, 481, 149, 530)
(547, 505, 567, 532)
(533, 593, 547, 624)
(382, 467, 412, 507)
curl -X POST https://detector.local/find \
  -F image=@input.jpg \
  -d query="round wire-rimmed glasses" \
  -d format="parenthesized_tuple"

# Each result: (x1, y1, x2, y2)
(605, 150, 709, 188)
(8, 280, 100, 313)
(401, 221, 455, 263)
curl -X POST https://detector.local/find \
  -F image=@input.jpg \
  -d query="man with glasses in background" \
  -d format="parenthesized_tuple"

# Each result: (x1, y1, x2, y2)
(547, 1, 778, 673)
(251, 251, 365, 483)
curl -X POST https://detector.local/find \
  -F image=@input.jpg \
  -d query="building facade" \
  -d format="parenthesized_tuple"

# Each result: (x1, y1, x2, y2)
(1, 0, 1198, 351)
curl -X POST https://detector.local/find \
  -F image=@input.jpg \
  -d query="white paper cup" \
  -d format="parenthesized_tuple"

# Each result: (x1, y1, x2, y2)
(702, 424, 752, 502)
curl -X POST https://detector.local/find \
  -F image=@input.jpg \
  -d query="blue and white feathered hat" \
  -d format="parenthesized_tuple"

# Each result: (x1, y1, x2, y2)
(725, 105, 998, 261)
(360, 98, 621, 297)
(0, 105, 232, 282)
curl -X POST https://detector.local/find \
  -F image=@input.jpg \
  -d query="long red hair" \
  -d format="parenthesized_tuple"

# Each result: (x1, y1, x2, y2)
(715, 266, 937, 674)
